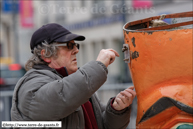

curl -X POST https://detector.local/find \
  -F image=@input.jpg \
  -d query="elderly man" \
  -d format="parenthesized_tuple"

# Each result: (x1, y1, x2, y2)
(11, 23, 136, 129)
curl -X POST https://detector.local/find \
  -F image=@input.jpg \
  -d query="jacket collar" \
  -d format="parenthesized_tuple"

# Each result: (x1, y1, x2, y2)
(33, 64, 68, 78)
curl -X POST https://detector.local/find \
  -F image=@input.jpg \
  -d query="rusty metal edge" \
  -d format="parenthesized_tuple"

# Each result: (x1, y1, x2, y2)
(123, 23, 192, 33)
(138, 21, 193, 31)
(127, 11, 193, 27)
(123, 11, 193, 33)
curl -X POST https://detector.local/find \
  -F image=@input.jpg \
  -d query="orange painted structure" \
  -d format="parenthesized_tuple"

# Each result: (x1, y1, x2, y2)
(123, 12, 193, 128)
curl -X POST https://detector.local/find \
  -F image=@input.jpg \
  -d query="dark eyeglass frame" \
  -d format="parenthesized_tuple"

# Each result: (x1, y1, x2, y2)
(54, 42, 80, 50)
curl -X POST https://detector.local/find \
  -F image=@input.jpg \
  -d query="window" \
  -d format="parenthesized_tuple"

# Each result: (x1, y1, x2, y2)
(153, 0, 173, 6)
(92, 0, 106, 18)
(0, 43, 2, 57)
(81, 0, 86, 7)
(101, 40, 107, 49)
(81, 43, 86, 64)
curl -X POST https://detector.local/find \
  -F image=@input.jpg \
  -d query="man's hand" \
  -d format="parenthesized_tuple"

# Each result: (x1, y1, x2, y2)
(113, 86, 136, 111)
(96, 49, 119, 67)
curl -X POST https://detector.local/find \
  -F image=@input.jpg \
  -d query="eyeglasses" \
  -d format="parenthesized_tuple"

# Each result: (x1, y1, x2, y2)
(54, 42, 80, 50)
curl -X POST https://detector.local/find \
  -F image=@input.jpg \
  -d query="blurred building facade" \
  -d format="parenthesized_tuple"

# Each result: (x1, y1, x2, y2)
(1, 0, 192, 83)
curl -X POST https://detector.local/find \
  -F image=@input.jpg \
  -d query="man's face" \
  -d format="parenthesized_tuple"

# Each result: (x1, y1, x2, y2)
(49, 40, 79, 74)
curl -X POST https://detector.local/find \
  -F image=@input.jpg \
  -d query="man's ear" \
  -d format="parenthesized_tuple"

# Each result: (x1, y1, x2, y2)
(41, 49, 51, 63)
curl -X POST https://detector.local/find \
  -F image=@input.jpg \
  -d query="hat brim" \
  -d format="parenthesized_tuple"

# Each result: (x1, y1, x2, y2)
(54, 33, 85, 43)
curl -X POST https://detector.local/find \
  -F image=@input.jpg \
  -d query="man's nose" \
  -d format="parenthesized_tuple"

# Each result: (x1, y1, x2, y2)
(72, 45, 79, 55)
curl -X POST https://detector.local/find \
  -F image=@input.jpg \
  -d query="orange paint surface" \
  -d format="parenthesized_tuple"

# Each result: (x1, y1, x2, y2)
(123, 28, 193, 128)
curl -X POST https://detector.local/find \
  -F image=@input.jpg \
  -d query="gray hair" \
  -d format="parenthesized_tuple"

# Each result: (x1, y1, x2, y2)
(25, 42, 59, 71)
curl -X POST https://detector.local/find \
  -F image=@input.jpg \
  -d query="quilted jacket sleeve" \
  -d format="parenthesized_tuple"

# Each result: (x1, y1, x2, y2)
(17, 61, 107, 120)
(103, 98, 132, 129)
(91, 93, 131, 129)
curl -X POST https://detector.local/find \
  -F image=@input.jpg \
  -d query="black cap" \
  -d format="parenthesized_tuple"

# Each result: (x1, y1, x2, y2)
(30, 23, 85, 51)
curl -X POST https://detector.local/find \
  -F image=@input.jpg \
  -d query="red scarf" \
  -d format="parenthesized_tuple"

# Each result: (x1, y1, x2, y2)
(82, 101, 98, 129)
